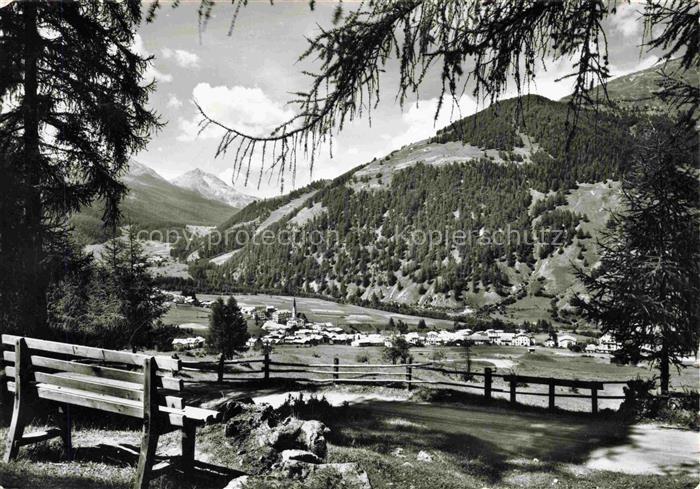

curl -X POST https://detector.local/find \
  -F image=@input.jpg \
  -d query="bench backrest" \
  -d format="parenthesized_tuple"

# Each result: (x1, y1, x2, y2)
(1, 335, 184, 420)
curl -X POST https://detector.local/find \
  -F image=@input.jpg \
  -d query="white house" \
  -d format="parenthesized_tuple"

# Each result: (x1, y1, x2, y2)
(485, 329, 504, 343)
(424, 331, 441, 346)
(597, 333, 622, 353)
(544, 338, 556, 348)
(171, 336, 206, 350)
(261, 320, 293, 332)
(512, 333, 534, 347)
(557, 334, 577, 349)
(468, 333, 490, 345)
(496, 332, 516, 346)
(351, 334, 386, 347)
(272, 309, 292, 324)
(404, 332, 425, 346)
(241, 306, 257, 316)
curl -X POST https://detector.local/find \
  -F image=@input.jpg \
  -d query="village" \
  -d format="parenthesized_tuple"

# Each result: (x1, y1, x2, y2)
(163, 293, 622, 355)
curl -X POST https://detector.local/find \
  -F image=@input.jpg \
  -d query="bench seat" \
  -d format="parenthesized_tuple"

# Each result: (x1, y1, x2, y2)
(1, 335, 220, 488)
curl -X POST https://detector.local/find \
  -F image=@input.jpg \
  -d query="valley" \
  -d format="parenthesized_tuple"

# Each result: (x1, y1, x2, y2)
(87, 61, 696, 334)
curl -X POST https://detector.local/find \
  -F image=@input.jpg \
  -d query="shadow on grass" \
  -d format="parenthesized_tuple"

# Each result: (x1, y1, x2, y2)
(280, 387, 636, 484)
(0, 429, 241, 489)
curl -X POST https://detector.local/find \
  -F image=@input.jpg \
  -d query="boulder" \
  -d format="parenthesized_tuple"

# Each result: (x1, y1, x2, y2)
(281, 449, 322, 464)
(225, 403, 276, 438)
(280, 461, 373, 488)
(312, 462, 373, 489)
(416, 450, 433, 462)
(223, 476, 249, 489)
(256, 417, 329, 458)
(300, 420, 330, 458)
(221, 398, 255, 421)
(224, 463, 372, 489)
(234, 444, 281, 475)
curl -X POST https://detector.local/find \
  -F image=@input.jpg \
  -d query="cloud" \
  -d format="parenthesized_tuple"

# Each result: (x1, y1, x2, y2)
(166, 94, 183, 109)
(177, 83, 295, 142)
(146, 67, 173, 84)
(387, 94, 479, 150)
(131, 34, 173, 83)
(161, 48, 201, 69)
(609, 4, 644, 39)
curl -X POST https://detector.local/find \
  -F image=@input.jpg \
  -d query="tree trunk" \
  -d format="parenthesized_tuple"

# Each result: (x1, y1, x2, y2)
(21, 1, 47, 338)
(659, 343, 670, 396)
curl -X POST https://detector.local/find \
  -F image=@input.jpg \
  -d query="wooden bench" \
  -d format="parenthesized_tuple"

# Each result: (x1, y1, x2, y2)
(1, 335, 221, 488)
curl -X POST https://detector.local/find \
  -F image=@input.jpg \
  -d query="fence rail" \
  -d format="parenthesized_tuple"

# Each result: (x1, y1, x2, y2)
(181, 353, 629, 413)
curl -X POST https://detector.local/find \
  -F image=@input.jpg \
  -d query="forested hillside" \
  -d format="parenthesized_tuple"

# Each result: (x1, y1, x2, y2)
(177, 93, 645, 327)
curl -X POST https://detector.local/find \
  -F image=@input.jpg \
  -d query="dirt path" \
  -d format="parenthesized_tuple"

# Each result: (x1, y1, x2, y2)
(252, 390, 408, 408)
(585, 423, 700, 475)
(349, 399, 698, 476)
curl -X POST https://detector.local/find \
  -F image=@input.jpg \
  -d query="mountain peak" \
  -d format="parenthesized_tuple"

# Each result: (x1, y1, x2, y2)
(171, 168, 257, 209)
(125, 160, 166, 181)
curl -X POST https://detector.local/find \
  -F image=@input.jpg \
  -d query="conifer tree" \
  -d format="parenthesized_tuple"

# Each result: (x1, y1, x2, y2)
(208, 297, 249, 359)
(0, 1, 160, 337)
(575, 117, 699, 394)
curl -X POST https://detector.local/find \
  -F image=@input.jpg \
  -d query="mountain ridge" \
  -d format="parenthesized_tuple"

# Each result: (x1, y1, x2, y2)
(72, 160, 237, 244)
(171, 168, 258, 208)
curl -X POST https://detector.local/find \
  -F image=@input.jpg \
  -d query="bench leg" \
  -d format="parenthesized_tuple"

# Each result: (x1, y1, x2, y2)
(134, 423, 159, 489)
(59, 404, 73, 460)
(4, 338, 30, 463)
(181, 420, 195, 473)
(4, 397, 27, 462)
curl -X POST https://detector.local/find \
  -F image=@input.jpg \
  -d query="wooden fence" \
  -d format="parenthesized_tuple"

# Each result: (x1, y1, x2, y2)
(180, 353, 630, 414)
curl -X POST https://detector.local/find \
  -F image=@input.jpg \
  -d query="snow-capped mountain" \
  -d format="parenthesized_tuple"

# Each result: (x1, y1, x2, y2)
(171, 168, 258, 209)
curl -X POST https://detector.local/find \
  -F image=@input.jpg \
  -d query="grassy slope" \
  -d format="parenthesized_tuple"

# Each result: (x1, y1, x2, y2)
(498, 181, 622, 324)
(562, 58, 699, 114)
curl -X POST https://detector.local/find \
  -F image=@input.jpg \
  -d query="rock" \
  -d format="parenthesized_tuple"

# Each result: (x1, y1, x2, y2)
(259, 417, 303, 450)
(221, 398, 255, 421)
(234, 445, 281, 475)
(289, 462, 373, 489)
(256, 417, 329, 458)
(281, 459, 314, 480)
(225, 404, 276, 438)
(223, 476, 249, 489)
(227, 462, 372, 489)
(299, 420, 330, 458)
(281, 449, 322, 464)
(416, 450, 433, 462)
(391, 447, 405, 458)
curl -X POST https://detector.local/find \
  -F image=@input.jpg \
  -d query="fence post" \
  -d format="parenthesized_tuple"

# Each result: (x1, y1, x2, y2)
(333, 357, 339, 381)
(548, 380, 555, 411)
(263, 352, 270, 383)
(509, 377, 517, 404)
(484, 368, 492, 400)
(217, 354, 225, 383)
(591, 387, 598, 414)
(406, 355, 413, 391)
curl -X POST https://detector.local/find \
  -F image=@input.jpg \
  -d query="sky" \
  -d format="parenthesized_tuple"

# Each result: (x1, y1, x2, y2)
(135, 1, 659, 198)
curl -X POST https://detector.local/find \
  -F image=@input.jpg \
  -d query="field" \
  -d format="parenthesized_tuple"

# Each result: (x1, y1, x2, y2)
(163, 293, 455, 331)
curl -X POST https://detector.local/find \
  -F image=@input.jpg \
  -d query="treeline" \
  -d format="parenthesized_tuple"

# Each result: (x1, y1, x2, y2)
(432, 94, 639, 189)
(170, 179, 329, 261)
